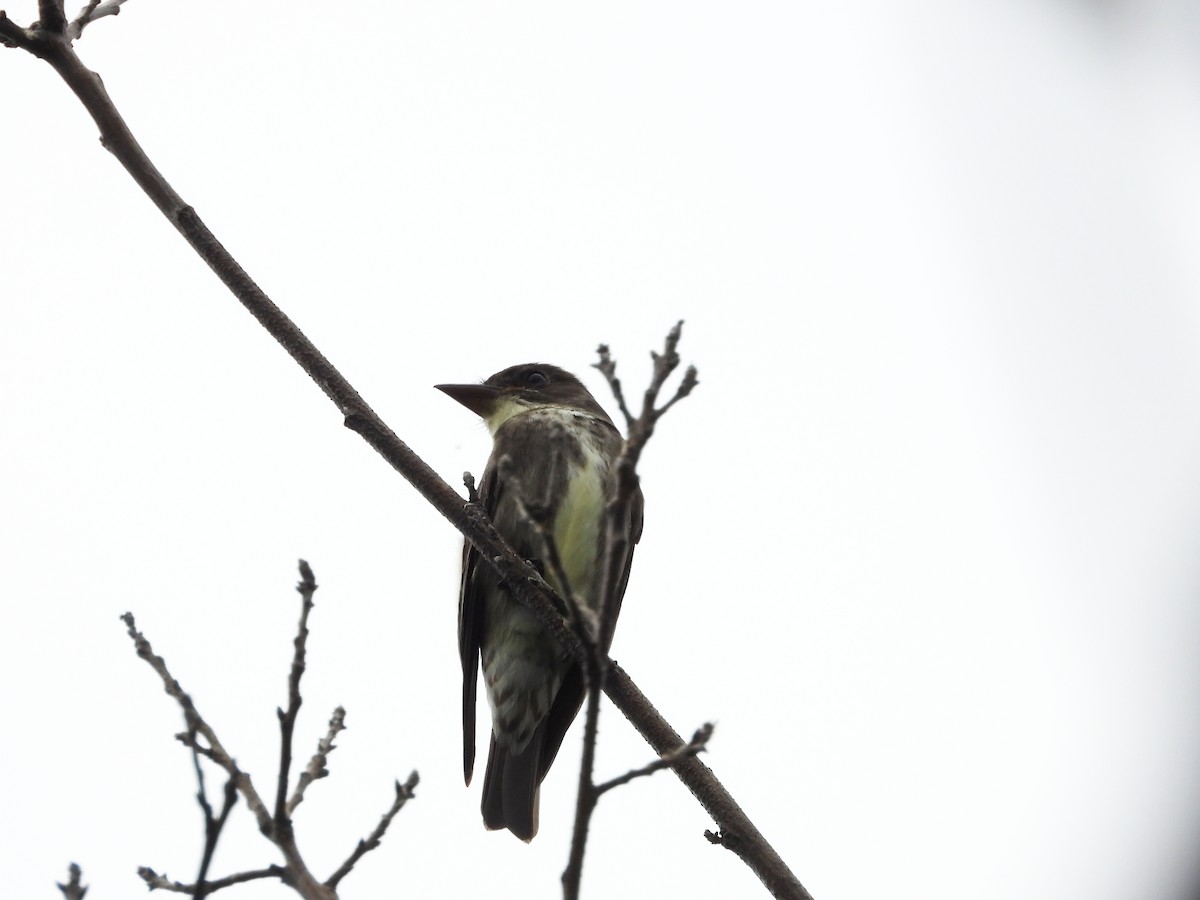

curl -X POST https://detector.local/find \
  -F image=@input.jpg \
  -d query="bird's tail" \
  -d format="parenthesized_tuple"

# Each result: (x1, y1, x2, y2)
(480, 727, 545, 842)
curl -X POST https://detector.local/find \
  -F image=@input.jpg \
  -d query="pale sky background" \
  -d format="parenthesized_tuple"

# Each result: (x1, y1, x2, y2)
(2, 2, 1199, 899)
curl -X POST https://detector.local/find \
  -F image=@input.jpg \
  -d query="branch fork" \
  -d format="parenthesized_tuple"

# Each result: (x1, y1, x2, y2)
(123, 562, 415, 899)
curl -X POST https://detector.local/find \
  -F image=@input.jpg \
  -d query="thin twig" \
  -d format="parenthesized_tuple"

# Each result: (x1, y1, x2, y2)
(632, 322, 699, 451)
(56, 863, 87, 900)
(190, 736, 239, 900)
(564, 326, 700, 900)
(595, 723, 714, 796)
(276, 561, 318, 823)
(561, 683, 602, 900)
(66, 0, 129, 40)
(137, 865, 286, 894)
(608, 662, 810, 897)
(176, 733, 222, 763)
(122, 562, 378, 900)
(66, 0, 97, 38)
(593, 344, 635, 431)
(324, 772, 419, 890)
(286, 706, 347, 816)
(596, 322, 696, 655)
(462, 472, 479, 504)
(120, 612, 275, 837)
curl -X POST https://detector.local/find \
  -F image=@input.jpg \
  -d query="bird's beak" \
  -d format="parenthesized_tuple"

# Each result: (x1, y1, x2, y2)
(435, 382, 503, 417)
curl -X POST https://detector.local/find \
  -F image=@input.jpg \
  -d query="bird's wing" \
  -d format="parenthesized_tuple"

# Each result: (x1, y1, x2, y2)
(600, 479, 644, 652)
(459, 456, 501, 785)
(591, 412, 645, 651)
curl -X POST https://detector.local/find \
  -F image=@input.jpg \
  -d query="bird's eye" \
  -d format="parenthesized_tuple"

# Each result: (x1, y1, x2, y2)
(526, 371, 549, 387)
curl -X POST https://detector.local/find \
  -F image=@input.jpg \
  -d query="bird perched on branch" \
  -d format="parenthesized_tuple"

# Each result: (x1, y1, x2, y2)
(437, 363, 643, 841)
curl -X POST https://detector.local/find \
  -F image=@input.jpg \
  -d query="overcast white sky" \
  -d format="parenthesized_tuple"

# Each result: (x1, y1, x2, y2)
(3, 2, 1200, 899)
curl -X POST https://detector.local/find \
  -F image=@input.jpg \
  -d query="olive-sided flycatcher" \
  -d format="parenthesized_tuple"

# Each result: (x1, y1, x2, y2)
(437, 363, 643, 841)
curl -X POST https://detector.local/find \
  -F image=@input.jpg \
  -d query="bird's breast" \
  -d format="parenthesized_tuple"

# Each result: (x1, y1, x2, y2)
(551, 431, 610, 605)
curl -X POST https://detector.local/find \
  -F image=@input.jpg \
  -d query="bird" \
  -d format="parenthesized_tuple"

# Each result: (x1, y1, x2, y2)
(436, 363, 643, 841)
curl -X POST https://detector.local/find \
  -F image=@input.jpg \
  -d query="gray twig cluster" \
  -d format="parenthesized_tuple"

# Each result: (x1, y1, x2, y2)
(123, 562, 417, 899)
(560, 327, 707, 900)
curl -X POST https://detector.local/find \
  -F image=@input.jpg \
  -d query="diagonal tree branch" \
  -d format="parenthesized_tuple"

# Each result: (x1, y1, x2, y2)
(324, 772, 419, 891)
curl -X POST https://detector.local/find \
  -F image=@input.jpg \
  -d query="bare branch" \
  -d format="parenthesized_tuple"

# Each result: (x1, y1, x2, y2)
(593, 344, 635, 431)
(189, 737, 239, 900)
(655, 364, 699, 418)
(596, 323, 696, 656)
(276, 561, 318, 823)
(633, 321, 698, 444)
(123, 562, 404, 900)
(38, 0, 67, 34)
(324, 772, 419, 891)
(565, 326, 702, 900)
(462, 471, 479, 504)
(137, 865, 286, 894)
(56, 863, 87, 900)
(66, 0, 129, 41)
(286, 706, 346, 816)
(595, 723, 714, 796)
(67, 0, 99, 35)
(561, 684, 602, 900)
(607, 663, 812, 898)
(176, 731, 222, 763)
(119, 612, 274, 837)
(0, 12, 33, 49)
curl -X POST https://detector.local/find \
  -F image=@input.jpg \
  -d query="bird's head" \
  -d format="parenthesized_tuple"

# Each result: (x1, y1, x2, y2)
(436, 363, 612, 434)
